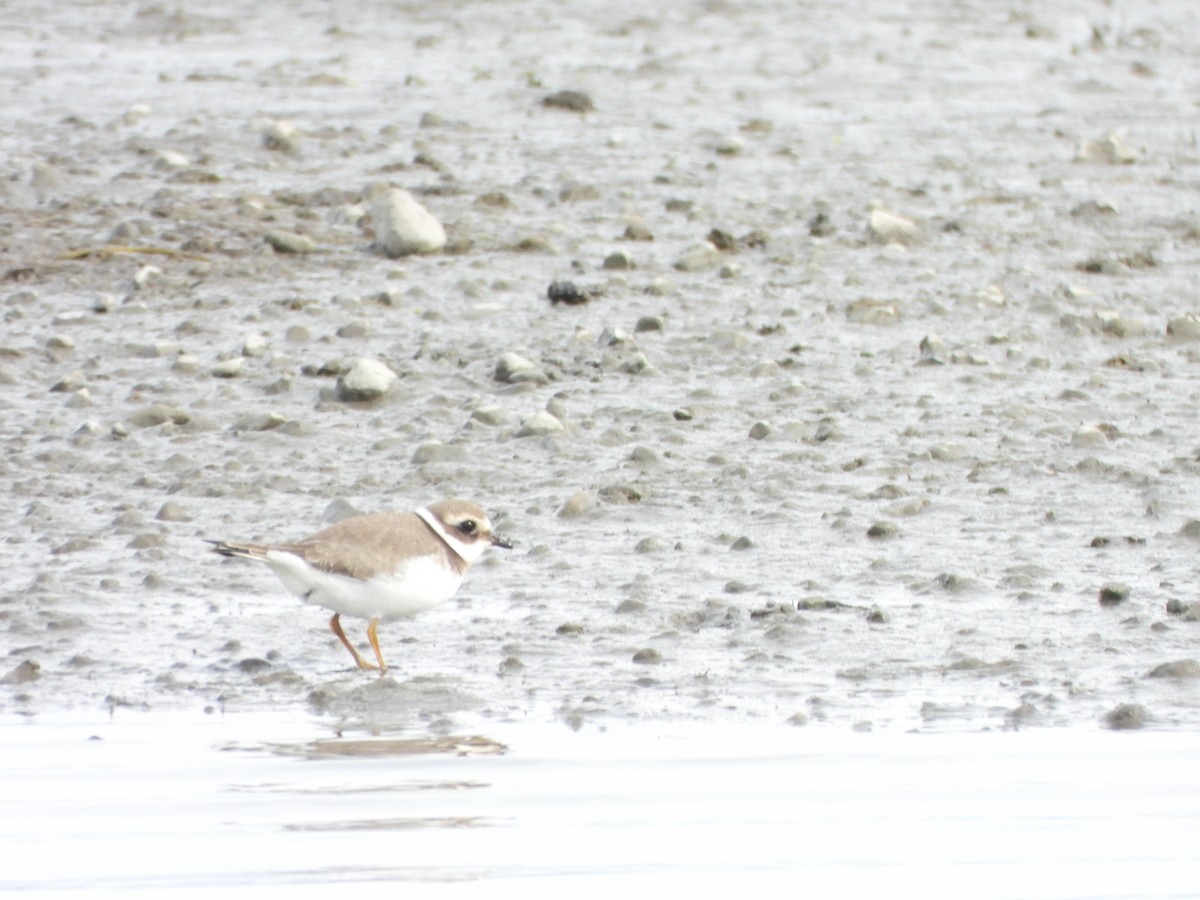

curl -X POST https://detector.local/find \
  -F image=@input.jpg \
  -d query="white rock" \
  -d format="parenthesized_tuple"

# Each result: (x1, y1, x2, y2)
(154, 150, 190, 170)
(212, 358, 243, 378)
(868, 208, 920, 245)
(1167, 314, 1200, 341)
(674, 241, 723, 272)
(1076, 132, 1138, 164)
(517, 410, 564, 437)
(336, 357, 398, 402)
(1071, 426, 1108, 448)
(243, 334, 268, 357)
(494, 351, 548, 384)
(371, 189, 446, 257)
(132, 265, 161, 289)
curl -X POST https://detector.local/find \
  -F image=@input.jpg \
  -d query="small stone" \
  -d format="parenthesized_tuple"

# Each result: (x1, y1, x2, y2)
(559, 491, 599, 518)
(0, 660, 40, 685)
(1098, 582, 1131, 607)
(632, 648, 662, 665)
(731, 536, 755, 551)
(494, 351, 548, 385)
(259, 118, 301, 154)
(866, 606, 891, 624)
(470, 406, 508, 426)
(127, 404, 190, 428)
(156, 502, 191, 522)
(868, 208, 920, 245)
(867, 521, 898, 539)
(1166, 315, 1200, 341)
(336, 357, 398, 402)
(50, 370, 86, 393)
(47, 334, 75, 351)
(371, 188, 446, 257)
(674, 241, 722, 272)
(603, 250, 634, 270)
(1146, 659, 1200, 678)
(1076, 132, 1138, 164)
(547, 280, 592, 306)
(555, 623, 584, 636)
(634, 537, 664, 554)
(242, 334, 268, 357)
(748, 421, 774, 440)
(517, 410, 564, 438)
(1104, 703, 1148, 730)
(673, 407, 693, 421)
(543, 90, 594, 112)
(712, 134, 745, 155)
(212, 358, 243, 378)
(264, 230, 316, 254)
(919, 333, 945, 359)
(411, 441, 466, 463)
(622, 223, 654, 241)
(635, 315, 664, 333)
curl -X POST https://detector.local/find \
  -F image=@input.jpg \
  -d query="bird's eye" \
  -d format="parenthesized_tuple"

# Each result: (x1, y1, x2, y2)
(458, 519, 477, 535)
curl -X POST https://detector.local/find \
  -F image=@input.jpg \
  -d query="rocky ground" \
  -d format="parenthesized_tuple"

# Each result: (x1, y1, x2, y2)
(2, 0, 1200, 732)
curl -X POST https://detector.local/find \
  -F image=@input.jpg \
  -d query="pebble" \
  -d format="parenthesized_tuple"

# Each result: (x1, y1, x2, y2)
(211, 358, 243, 378)
(335, 357, 398, 402)
(411, 441, 467, 463)
(543, 90, 594, 112)
(494, 351, 548, 385)
(259, 117, 302, 154)
(1166, 315, 1200, 340)
(603, 250, 634, 270)
(264, 230, 316, 254)
(547, 280, 592, 306)
(866, 606, 891, 624)
(748, 421, 774, 440)
(632, 648, 662, 665)
(1103, 703, 1148, 730)
(867, 521, 898, 539)
(1146, 659, 1200, 678)
(559, 490, 599, 518)
(628, 317, 663, 338)
(371, 188, 446, 257)
(470, 406, 508, 426)
(242, 334, 267, 357)
(0, 660, 40, 685)
(1098, 582, 1131, 607)
(516, 410, 564, 438)
(868, 208, 920, 244)
(673, 241, 723, 272)
(1072, 425, 1109, 448)
(155, 502, 191, 522)
(1076, 132, 1138, 164)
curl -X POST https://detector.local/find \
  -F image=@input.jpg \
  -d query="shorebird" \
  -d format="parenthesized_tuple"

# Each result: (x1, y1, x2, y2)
(208, 498, 510, 673)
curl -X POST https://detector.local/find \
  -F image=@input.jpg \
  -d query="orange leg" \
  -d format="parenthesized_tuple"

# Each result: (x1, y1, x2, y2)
(366, 617, 389, 674)
(329, 614, 378, 671)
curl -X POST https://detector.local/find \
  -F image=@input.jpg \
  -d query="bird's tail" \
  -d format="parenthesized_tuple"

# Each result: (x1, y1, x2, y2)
(206, 539, 269, 561)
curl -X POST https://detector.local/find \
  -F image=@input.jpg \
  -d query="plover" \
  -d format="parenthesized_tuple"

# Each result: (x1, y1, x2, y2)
(208, 498, 510, 674)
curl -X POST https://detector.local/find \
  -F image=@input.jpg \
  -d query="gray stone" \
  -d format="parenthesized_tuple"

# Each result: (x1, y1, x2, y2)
(517, 410, 564, 437)
(1104, 703, 1148, 730)
(1147, 659, 1200, 678)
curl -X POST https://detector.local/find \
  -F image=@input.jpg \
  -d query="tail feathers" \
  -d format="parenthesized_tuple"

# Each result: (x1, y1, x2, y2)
(207, 539, 269, 561)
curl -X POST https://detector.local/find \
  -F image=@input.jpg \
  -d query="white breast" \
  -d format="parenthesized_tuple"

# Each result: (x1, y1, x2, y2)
(263, 551, 464, 621)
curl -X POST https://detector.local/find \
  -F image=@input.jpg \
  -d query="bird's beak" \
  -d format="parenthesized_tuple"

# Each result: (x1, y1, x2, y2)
(491, 534, 513, 550)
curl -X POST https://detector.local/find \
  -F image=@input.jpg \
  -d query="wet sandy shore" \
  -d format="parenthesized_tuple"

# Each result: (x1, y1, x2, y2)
(3, 0, 1200, 734)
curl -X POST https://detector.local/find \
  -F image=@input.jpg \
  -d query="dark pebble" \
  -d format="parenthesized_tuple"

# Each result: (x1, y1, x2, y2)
(547, 280, 592, 306)
(1146, 659, 1200, 678)
(543, 90, 594, 112)
(1099, 582, 1131, 606)
(632, 648, 662, 664)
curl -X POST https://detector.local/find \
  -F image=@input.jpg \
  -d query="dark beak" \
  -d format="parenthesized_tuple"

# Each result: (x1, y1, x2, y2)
(491, 534, 513, 550)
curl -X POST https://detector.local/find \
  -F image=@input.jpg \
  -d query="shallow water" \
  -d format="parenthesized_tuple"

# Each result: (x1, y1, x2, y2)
(4, 711, 1200, 897)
